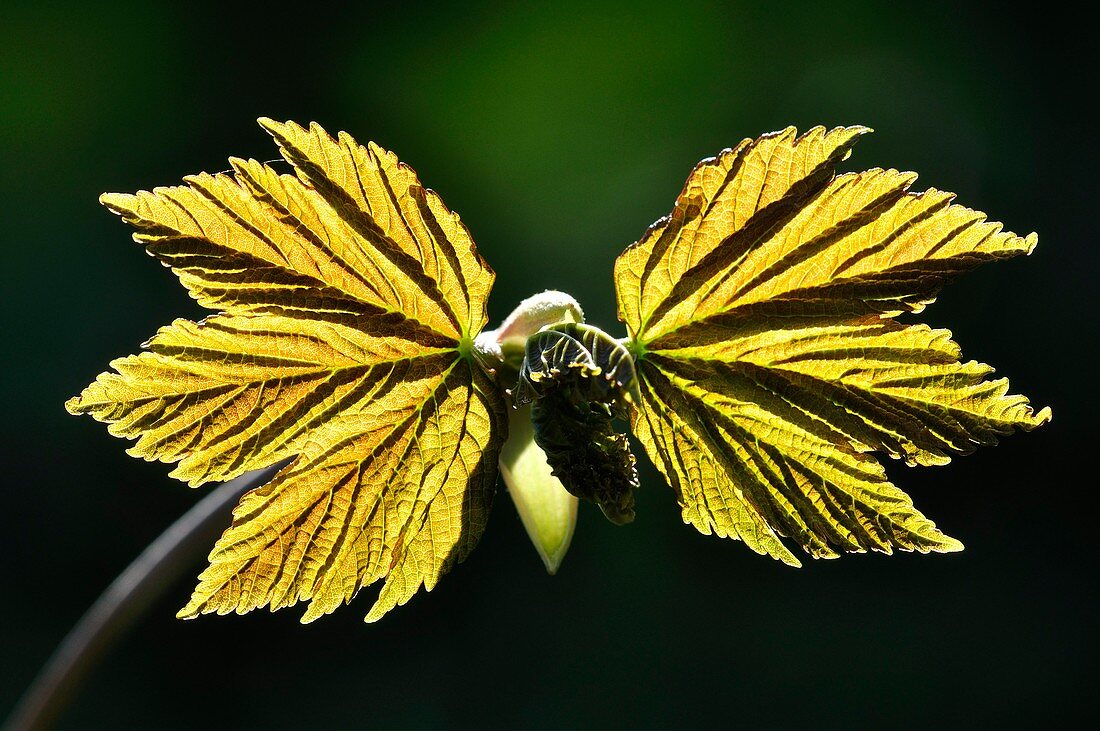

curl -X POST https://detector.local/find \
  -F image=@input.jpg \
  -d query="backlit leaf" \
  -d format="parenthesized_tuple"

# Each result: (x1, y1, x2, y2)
(67, 119, 505, 622)
(615, 125, 1050, 564)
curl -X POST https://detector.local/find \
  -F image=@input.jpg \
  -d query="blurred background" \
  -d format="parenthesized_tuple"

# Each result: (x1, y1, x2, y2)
(2, 0, 1094, 727)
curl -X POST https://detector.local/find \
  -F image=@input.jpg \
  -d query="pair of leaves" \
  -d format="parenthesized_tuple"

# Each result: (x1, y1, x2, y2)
(68, 120, 1048, 622)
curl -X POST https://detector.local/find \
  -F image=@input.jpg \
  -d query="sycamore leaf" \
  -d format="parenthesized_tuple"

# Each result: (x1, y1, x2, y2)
(67, 119, 505, 622)
(615, 125, 1050, 565)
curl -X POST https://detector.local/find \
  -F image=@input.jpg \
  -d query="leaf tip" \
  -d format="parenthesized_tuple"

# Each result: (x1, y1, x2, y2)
(1023, 231, 1040, 255)
(363, 605, 388, 624)
(175, 600, 200, 620)
(829, 124, 873, 160)
(99, 191, 132, 214)
(63, 394, 83, 415)
(300, 597, 338, 624)
(780, 553, 803, 568)
(937, 535, 965, 553)
(257, 116, 296, 143)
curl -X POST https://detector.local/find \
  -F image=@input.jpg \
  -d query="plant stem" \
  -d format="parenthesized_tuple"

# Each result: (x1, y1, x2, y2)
(4, 464, 282, 731)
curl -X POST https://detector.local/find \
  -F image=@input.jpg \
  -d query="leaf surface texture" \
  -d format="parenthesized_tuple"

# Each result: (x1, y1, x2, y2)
(615, 126, 1049, 564)
(68, 119, 504, 622)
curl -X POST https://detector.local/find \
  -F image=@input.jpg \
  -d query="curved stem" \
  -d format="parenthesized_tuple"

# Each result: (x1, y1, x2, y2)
(4, 465, 282, 731)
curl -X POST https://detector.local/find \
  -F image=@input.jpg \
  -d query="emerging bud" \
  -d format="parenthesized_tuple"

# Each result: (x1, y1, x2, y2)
(474, 290, 584, 373)
(475, 290, 585, 573)
(513, 323, 640, 525)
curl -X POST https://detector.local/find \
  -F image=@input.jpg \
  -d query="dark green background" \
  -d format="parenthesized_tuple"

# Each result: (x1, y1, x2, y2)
(2, 1, 1094, 727)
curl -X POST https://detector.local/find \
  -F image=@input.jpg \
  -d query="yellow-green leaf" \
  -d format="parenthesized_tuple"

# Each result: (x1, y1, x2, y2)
(616, 125, 1050, 563)
(67, 119, 505, 622)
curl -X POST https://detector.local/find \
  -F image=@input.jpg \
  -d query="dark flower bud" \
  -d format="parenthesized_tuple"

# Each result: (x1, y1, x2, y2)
(514, 323, 640, 524)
